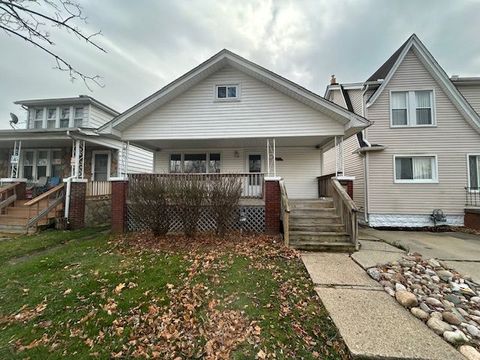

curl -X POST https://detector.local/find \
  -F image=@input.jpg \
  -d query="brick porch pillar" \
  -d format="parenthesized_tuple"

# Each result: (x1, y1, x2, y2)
(264, 177, 281, 234)
(336, 176, 355, 199)
(111, 180, 128, 234)
(69, 180, 86, 229)
(465, 208, 480, 231)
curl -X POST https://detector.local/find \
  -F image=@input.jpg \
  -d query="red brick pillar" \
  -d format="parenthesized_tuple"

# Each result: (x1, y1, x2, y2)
(69, 181, 86, 229)
(16, 181, 26, 200)
(264, 178, 281, 234)
(337, 177, 354, 199)
(465, 209, 480, 231)
(111, 180, 128, 234)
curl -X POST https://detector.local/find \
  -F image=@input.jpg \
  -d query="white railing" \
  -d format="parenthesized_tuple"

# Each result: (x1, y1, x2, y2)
(129, 173, 265, 199)
(86, 181, 112, 198)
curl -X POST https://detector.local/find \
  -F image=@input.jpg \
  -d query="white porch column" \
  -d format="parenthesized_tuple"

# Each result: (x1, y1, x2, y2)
(335, 135, 344, 176)
(70, 139, 85, 179)
(266, 138, 276, 177)
(117, 141, 129, 179)
(9, 140, 21, 179)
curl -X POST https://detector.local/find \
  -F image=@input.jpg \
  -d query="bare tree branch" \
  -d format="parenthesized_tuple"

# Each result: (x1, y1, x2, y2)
(0, 0, 105, 89)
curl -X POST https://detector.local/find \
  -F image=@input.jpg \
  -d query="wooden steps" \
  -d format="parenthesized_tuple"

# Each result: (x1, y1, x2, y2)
(288, 199, 354, 252)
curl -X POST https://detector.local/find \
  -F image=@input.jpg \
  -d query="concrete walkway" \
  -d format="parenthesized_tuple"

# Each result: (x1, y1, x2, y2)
(360, 227, 480, 283)
(302, 251, 465, 359)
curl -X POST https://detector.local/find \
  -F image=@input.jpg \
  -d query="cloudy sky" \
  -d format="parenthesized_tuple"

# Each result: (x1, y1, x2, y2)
(1, 0, 479, 128)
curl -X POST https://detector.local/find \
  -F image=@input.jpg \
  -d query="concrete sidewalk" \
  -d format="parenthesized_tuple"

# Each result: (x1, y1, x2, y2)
(302, 252, 465, 359)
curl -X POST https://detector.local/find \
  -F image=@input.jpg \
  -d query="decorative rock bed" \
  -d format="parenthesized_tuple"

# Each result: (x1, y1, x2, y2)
(367, 254, 480, 359)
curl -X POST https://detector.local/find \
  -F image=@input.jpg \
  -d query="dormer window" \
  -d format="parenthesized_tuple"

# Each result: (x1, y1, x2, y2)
(34, 108, 43, 129)
(74, 107, 84, 127)
(60, 107, 70, 128)
(215, 84, 239, 100)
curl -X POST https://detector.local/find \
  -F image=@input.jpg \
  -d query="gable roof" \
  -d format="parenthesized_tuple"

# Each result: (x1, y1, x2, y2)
(100, 49, 369, 135)
(366, 37, 410, 82)
(365, 34, 480, 133)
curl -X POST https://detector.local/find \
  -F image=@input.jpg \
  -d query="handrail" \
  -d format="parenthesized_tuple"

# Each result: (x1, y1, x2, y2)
(279, 179, 290, 247)
(328, 177, 358, 249)
(0, 182, 20, 195)
(24, 183, 64, 206)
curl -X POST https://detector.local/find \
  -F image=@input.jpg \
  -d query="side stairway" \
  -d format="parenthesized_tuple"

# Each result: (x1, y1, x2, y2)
(0, 199, 63, 233)
(288, 199, 355, 252)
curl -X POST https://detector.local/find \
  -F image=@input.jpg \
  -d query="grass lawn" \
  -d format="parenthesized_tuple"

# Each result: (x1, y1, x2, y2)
(0, 229, 350, 359)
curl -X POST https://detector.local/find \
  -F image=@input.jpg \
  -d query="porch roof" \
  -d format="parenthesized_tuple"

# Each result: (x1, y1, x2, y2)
(128, 135, 337, 151)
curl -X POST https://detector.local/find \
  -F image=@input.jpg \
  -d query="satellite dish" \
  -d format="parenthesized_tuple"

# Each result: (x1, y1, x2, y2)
(9, 113, 19, 129)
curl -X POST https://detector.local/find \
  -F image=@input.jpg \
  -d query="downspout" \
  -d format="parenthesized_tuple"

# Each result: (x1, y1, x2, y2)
(361, 84, 371, 224)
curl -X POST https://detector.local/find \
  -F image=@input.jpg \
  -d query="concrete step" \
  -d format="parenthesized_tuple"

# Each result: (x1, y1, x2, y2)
(290, 199, 334, 209)
(291, 241, 355, 252)
(289, 215, 341, 225)
(290, 231, 350, 243)
(290, 223, 345, 233)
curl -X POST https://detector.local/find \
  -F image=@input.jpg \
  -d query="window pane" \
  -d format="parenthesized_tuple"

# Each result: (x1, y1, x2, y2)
(24, 151, 34, 165)
(37, 166, 47, 178)
(391, 92, 407, 108)
(208, 153, 221, 173)
(37, 151, 48, 166)
(249, 154, 262, 173)
(217, 86, 226, 98)
(74, 118, 83, 127)
(469, 155, 479, 189)
(74, 107, 84, 118)
(47, 120, 56, 128)
(23, 166, 33, 180)
(416, 108, 432, 125)
(227, 86, 237, 98)
(184, 154, 206, 173)
(35, 109, 43, 120)
(60, 119, 69, 128)
(61, 108, 70, 118)
(395, 157, 413, 180)
(34, 121, 43, 129)
(415, 91, 431, 108)
(170, 154, 182, 173)
(392, 109, 408, 125)
(413, 157, 433, 180)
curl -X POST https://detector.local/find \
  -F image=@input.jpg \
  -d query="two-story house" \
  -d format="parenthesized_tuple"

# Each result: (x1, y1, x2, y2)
(0, 95, 153, 182)
(324, 34, 480, 228)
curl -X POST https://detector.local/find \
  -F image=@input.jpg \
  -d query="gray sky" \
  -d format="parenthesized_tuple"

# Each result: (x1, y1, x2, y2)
(1, 0, 479, 128)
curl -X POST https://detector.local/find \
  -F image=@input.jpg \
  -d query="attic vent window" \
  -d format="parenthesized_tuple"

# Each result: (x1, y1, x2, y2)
(215, 84, 239, 101)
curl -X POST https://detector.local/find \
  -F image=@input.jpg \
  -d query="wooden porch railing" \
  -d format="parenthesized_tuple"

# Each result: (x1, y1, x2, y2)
(0, 182, 20, 214)
(129, 173, 265, 199)
(466, 187, 480, 207)
(279, 179, 290, 246)
(86, 181, 112, 197)
(24, 183, 65, 231)
(318, 175, 358, 248)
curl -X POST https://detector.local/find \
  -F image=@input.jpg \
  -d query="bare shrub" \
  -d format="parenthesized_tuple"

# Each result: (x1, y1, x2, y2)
(129, 175, 174, 236)
(209, 176, 242, 237)
(172, 175, 207, 238)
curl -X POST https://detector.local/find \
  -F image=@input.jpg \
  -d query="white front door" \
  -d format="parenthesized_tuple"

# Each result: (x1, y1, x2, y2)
(92, 151, 110, 181)
(246, 153, 263, 197)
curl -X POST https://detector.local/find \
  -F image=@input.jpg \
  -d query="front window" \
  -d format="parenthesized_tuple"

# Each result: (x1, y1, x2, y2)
(391, 90, 434, 126)
(23, 151, 34, 179)
(34, 108, 44, 129)
(51, 150, 63, 178)
(74, 107, 84, 127)
(169, 153, 221, 173)
(395, 155, 437, 183)
(47, 108, 57, 128)
(468, 155, 480, 190)
(215, 84, 239, 100)
(60, 107, 70, 128)
(36, 150, 49, 178)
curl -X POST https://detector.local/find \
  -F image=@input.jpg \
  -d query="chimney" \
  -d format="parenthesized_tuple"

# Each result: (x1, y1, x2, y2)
(330, 74, 338, 85)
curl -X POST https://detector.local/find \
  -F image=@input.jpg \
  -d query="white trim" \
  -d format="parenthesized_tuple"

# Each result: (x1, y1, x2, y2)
(214, 83, 241, 101)
(467, 153, 480, 191)
(389, 89, 436, 127)
(393, 154, 439, 184)
(91, 150, 111, 181)
(366, 34, 480, 133)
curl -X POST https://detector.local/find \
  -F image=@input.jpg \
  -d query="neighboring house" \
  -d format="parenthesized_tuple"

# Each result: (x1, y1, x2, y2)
(96, 49, 369, 249)
(324, 34, 480, 228)
(0, 96, 153, 183)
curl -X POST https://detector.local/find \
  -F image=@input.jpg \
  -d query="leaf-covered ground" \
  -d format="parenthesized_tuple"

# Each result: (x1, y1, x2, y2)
(0, 229, 350, 359)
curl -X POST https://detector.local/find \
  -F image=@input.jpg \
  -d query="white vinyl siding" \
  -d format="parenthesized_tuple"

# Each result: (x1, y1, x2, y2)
(88, 105, 114, 128)
(456, 85, 480, 116)
(394, 155, 437, 183)
(155, 146, 321, 199)
(347, 89, 364, 115)
(126, 145, 154, 174)
(367, 48, 480, 217)
(390, 90, 434, 127)
(122, 66, 345, 140)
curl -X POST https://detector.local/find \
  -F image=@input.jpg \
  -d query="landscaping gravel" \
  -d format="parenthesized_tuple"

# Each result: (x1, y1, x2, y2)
(366, 253, 480, 359)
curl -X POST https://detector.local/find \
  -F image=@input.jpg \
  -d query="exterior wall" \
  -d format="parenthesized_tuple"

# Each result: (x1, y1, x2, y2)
(127, 145, 154, 173)
(0, 149, 10, 178)
(85, 197, 111, 227)
(366, 49, 480, 224)
(330, 89, 346, 108)
(322, 146, 336, 175)
(456, 85, 480, 115)
(343, 136, 365, 215)
(122, 65, 344, 140)
(347, 89, 364, 115)
(154, 146, 322, 199)
(88, 105, 115, 128)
